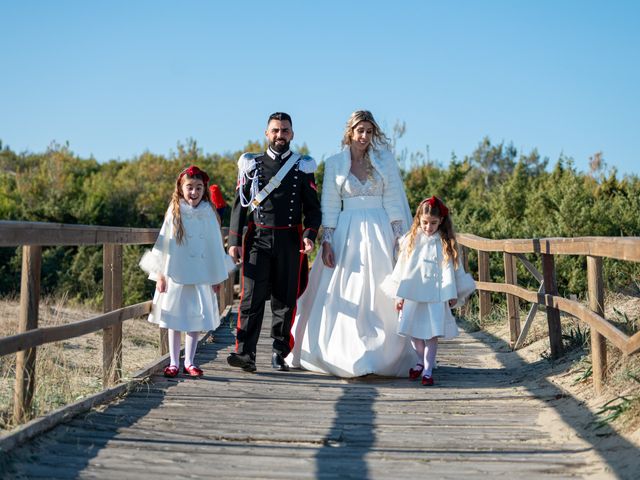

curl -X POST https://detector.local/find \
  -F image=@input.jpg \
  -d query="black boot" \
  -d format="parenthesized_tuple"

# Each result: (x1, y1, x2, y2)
(227, 352, 256, 372)
(271, 352, 289, 371)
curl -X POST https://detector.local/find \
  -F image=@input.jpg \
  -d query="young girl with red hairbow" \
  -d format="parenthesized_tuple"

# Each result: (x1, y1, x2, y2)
(382, 196, 475, 386)
(140, 165, 234, 378)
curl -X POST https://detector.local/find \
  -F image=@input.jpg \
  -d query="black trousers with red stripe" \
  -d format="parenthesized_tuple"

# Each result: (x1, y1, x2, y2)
(236, 224, 303, 359)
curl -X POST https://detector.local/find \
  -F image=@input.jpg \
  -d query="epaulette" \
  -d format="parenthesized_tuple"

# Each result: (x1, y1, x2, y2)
(238, 152, 260, 174)
(296, 154, 317, 174)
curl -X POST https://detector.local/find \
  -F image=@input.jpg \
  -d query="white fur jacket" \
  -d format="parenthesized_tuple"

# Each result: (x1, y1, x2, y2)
(139, 201, 235, 285)
(321, 147, 413, 230)
(382, 231, 476, 305)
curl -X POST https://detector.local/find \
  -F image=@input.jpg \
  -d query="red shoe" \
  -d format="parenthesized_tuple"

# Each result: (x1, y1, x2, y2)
(163, 365, 179, 378)
(409, 364, 424, 380)
(421, 375, 434, 386)
(183, 365, 203, 377)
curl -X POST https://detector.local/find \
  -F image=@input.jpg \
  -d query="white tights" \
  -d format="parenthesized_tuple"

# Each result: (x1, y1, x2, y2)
(168, 329, 200, 368)
(412, 336, 439, 378)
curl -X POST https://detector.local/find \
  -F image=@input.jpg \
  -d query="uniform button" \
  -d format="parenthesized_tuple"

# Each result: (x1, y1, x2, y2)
(292, 192, 296, 196)
(260, 214, 265, 218)
(293, 184, 297, 187)
(288, 224, 292, 227)
(289, 216, 292, 219)
(290, 200, 294, 203)
(294, 176, 298, 179)
(290, 208, 293, 211)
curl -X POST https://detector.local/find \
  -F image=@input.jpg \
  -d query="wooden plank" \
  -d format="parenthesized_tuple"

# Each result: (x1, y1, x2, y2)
(159, 328, 169, 356)
(0, 220, 158, 247)
(474, 281, 629, 351)
(503, 252, 520, 346)
(0, 302, 152, 356)
(13, 245, 42, 424)
(515, 253, 543, 283)
(103, 244, 123, 387)
(458, 233, 640, 262)
(478, 250, 491, 323)
(587, 256, 606, 394)
(541, 253, 563, 359)
(512, 283, 543, 350)
(0, 310, 230, 455)
(626, 331, 640, 355)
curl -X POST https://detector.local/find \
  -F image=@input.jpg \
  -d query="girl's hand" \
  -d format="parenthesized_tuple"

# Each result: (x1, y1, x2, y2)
(157, 275, 167, 293)
(321, 242, 335, 268)
(229, 246, 242, 264)
(395, 298, 404, 311)
(449, 299, 458, 308)
(212, 284, 221, 293)
(300, 238, 314, 254)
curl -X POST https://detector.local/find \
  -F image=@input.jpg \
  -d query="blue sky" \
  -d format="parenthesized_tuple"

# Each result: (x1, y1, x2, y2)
(1, 1, 639, 175)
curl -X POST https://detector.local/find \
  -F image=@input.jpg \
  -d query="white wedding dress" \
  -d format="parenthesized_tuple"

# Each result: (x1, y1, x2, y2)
(287, 170, 416, 377)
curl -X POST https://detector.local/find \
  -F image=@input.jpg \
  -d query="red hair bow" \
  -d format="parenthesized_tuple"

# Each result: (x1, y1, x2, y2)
(425, 195, 449, 217)
(179, 165, 210, 186)
(209, 184, 227, 209)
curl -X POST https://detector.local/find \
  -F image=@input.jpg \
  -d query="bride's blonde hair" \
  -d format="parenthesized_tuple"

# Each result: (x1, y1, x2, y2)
(341, 110, 390, 149)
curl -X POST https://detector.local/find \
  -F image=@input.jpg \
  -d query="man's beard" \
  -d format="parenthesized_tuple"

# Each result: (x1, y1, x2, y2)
(270, 140, 290, 154)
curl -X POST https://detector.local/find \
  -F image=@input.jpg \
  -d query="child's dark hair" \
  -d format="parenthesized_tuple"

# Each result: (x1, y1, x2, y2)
(170, 166, 211, 245)
(406, 196, 459, 268)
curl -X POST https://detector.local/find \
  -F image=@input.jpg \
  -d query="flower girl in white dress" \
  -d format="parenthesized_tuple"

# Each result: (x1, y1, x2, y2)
(384, 196, 475, 386)
(140, 165, 234, 378)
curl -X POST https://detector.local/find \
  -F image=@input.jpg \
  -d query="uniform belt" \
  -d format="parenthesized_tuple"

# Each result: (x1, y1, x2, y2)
(343, 196, 383, 210)
(255, 223, 302, 230)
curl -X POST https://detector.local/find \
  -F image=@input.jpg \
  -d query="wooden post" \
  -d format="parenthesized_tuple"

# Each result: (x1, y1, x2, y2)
(159, 328, 169, 356)
(217, 280, 226, 313)
(542, 253, 563, 359)
(460, 247, 471, 317)
(13, 245, 42, 423)
(587, 256, 606, 394)
(503, 252, 521, 347)
(102, 244, 123, 387)
(478, 250, 491, 324)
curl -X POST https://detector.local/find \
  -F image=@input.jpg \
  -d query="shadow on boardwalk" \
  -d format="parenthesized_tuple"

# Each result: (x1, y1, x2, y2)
(1, 309, 638, 479)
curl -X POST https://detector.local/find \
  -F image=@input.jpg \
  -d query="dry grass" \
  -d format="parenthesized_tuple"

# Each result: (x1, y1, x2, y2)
(0, 295, 160, 432)
(470, 291, 640, 437)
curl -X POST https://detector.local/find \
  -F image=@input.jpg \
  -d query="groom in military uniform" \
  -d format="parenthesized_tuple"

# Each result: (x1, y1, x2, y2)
(227, 112, 321, 372)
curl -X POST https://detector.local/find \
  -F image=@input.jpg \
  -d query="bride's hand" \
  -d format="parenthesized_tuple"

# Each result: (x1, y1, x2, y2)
(321, 241, 335, 268)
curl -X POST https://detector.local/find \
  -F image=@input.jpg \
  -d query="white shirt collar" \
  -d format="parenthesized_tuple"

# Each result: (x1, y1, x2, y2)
(267, 147, 292, 160)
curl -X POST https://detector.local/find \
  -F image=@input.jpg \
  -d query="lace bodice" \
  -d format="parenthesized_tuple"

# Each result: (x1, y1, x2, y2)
(341, 170, 384, 198)
(321, 169, 403, 244)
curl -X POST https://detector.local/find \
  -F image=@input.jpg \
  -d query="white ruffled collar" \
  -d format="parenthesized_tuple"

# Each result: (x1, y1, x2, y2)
(418, 229, 441, 243)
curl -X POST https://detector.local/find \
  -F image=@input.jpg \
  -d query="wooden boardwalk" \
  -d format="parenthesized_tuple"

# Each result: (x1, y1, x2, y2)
(1, 306, 638, 479)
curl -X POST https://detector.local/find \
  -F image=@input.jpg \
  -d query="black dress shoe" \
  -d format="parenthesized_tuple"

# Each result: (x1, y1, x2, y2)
(227, 353, 256, 372)
(271, 352, 289, 371)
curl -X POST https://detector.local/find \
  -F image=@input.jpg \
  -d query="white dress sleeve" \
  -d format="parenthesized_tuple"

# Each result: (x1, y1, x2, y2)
(139, 208, 172, 281)
(320, 158, 342, 229)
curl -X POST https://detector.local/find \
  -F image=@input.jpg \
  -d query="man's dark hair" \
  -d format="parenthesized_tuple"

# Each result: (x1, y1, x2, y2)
(268, 112, 292, 126)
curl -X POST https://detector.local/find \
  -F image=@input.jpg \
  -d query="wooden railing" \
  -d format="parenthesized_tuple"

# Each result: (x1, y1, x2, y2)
(458, 234, 640, 394)
(0, 220, 235, 424)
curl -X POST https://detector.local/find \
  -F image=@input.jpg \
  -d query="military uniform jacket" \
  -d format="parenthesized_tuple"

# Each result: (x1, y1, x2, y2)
(229, 148, 322, 247)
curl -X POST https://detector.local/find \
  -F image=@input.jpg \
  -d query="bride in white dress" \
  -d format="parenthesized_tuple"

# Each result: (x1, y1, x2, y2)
(287, 110, 415, 377)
